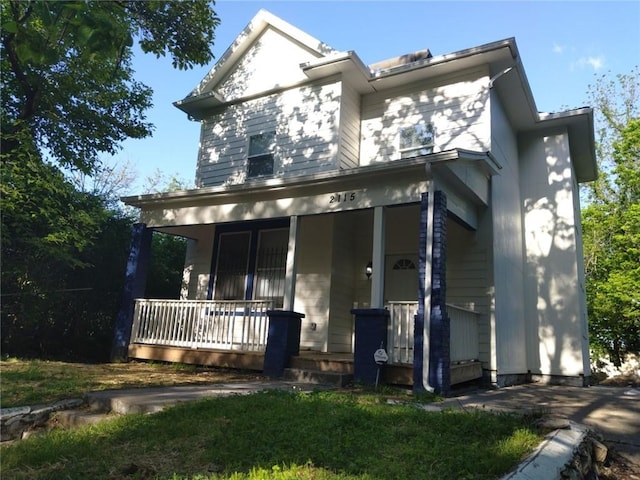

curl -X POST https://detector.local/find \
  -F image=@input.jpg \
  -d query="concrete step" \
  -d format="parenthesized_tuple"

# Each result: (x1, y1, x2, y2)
(289, 355, 353, 374)
(283, 368, 353, 387)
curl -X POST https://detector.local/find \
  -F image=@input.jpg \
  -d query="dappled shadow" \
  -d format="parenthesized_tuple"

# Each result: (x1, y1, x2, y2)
(361, 71, 490, 165)
(523, 133, 587, 379)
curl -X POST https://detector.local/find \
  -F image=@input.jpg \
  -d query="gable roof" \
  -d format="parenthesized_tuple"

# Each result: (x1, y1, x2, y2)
(174, 10, 596, 183)
(175, 9, 337, 112)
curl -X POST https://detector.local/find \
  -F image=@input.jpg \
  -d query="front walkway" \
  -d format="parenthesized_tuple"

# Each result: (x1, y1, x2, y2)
(439, 383, 640, 466)
(82, 381, 640, 465)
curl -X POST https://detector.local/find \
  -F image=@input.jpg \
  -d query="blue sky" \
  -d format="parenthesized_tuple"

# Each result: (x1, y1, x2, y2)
(113, 1, 640, 192)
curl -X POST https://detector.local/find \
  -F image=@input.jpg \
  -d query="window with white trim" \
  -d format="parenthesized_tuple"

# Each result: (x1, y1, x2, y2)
(247, 131, 276, 178)
(399, 123, 434, 159)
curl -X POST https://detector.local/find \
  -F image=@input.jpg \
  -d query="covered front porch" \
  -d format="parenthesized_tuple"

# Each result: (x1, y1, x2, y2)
(116, 149, 499, 393)
(126, 298, 483, 387)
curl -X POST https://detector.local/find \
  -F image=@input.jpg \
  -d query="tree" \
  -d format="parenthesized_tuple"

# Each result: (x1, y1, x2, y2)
(1, 0, 219, 173)
(0, 1, 219, 360)
(583, 69, 640, 364)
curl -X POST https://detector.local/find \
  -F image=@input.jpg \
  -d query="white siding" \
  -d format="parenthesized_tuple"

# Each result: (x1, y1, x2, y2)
(520, 128, 589, 378)
(180, 225, 216, 300)
(446, 218, 491, 368)
(360, 67, 491, 166)
(338, 80, 361, 169)
(217, 26, 323, 101)
(197, 80, 342, 187)
(447, 221, 488, 311)
(328, 213, 357, 352)
(490, 91, 527, 376)
(294, 215, 333, 351)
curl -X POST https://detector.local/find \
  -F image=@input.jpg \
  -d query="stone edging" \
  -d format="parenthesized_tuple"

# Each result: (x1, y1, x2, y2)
(1, 398, 84, 442)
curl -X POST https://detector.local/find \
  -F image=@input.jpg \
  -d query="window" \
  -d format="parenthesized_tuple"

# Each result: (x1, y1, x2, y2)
(399, 123, 434, 159)
(247, 131, 276, 178)
(393, 258, 416, 270)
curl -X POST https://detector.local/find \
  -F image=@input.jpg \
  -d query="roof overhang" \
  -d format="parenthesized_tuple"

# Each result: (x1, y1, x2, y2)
(122, 149, 497, 231)
(528, 108, 597, 183)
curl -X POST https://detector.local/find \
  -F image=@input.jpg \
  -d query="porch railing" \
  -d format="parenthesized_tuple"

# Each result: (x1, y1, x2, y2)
(131, 299, 272, 351)
(448, 304, 480, 362)
(385, 302, 480, 365)
(386, 302, 417, 364)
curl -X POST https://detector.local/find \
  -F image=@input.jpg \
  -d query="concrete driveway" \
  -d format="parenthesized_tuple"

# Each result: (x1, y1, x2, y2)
(439, 383, 640, 466)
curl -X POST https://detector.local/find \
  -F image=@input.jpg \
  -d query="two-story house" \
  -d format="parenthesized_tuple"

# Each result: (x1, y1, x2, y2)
(116, 10, 596, 393)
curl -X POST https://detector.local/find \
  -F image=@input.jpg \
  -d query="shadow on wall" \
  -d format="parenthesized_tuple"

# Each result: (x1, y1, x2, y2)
(523, 132, 586, 378)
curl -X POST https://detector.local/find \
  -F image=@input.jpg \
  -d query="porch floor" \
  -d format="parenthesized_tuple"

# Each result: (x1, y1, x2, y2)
(127, 344, 479, 387)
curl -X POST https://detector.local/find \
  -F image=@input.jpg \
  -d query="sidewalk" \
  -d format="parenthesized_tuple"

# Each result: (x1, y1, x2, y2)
(439, 383, 640, 467)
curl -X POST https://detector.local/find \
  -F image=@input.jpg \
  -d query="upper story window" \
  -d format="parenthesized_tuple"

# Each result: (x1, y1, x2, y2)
(247, 131, 276, 178)
(399, 123, 435, 159)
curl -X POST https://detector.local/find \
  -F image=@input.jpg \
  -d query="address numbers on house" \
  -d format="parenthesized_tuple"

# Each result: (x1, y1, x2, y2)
(329, 192, 356, 204)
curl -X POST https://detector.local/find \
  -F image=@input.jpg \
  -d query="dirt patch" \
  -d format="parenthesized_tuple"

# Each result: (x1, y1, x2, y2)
(599, 449, 640, 480)
(63, 361, 267, 389)
(0, 359, 268, 408)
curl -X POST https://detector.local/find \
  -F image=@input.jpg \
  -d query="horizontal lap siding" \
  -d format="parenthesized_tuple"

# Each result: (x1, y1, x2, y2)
(338, 81, 361, 169)
(360, 67, 490, 166)
(197, 81, 342, 187)
(328, 214, 356, 353)
(447, 219, 490, 366)
(217, 27, 322, 101)
(295, 215, 333, 351)
(490, 91, 526, 375)
(180, 226, 216, 300)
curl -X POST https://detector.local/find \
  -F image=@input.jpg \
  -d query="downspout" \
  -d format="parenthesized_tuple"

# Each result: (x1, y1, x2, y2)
(422, 163, 435, 392)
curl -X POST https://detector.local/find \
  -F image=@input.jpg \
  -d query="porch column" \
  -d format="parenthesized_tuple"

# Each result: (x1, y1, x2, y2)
(111, 223, 153, 361)
(283, 215, 299, 311)
(370, 206, 386, 308)
(414, 189, 450, 395)
(264, 310, 305, 377)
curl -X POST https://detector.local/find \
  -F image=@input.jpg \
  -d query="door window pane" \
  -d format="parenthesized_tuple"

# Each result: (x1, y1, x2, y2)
(253, 229, 288, 308)
(214, 232, 250, 300)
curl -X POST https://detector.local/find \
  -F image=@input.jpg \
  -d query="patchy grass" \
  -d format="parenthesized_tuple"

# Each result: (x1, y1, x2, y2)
(0, 358, 265, 408)
(1, 390, 542, 480)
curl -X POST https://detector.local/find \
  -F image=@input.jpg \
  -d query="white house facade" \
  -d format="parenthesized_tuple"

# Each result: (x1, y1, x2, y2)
(116, 10, 596, 393)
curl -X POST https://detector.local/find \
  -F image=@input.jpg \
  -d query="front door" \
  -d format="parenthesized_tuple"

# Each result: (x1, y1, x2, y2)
(384, 254, 419, 302)
(211, 223, 289, 307)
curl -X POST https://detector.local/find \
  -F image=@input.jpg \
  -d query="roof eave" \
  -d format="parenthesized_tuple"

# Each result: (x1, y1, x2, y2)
(121, 148, 490, 208)
(533, 108, 598, 183)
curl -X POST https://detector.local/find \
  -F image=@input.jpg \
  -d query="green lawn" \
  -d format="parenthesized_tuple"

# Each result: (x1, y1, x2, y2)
(1, 389, 541, 479)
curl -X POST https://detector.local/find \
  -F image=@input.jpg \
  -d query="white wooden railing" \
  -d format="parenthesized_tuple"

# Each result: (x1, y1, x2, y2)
(448, 304, 480, 362)
(386, 302, 417, 364)
(385, 302, 480, 365)
(131, 299, 272, 352)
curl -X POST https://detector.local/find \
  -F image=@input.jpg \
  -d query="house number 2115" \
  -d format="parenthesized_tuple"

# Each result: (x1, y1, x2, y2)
(330, 192, 356, 204)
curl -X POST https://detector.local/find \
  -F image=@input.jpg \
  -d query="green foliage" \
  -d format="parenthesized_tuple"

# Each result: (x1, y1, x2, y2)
(1, 0, 219, 173)
(145, 233, 188, 299)
(0, 1, 219, 360)
(1, 390, 541, 480)
(583, 68, 640, 364)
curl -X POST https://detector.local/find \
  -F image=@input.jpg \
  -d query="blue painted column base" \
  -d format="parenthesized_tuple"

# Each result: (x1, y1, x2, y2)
(414, 190, 450, 396)
(111, 223, 152, 361)
(352, 308, 389, 385)
(263, 310, 304, 377)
